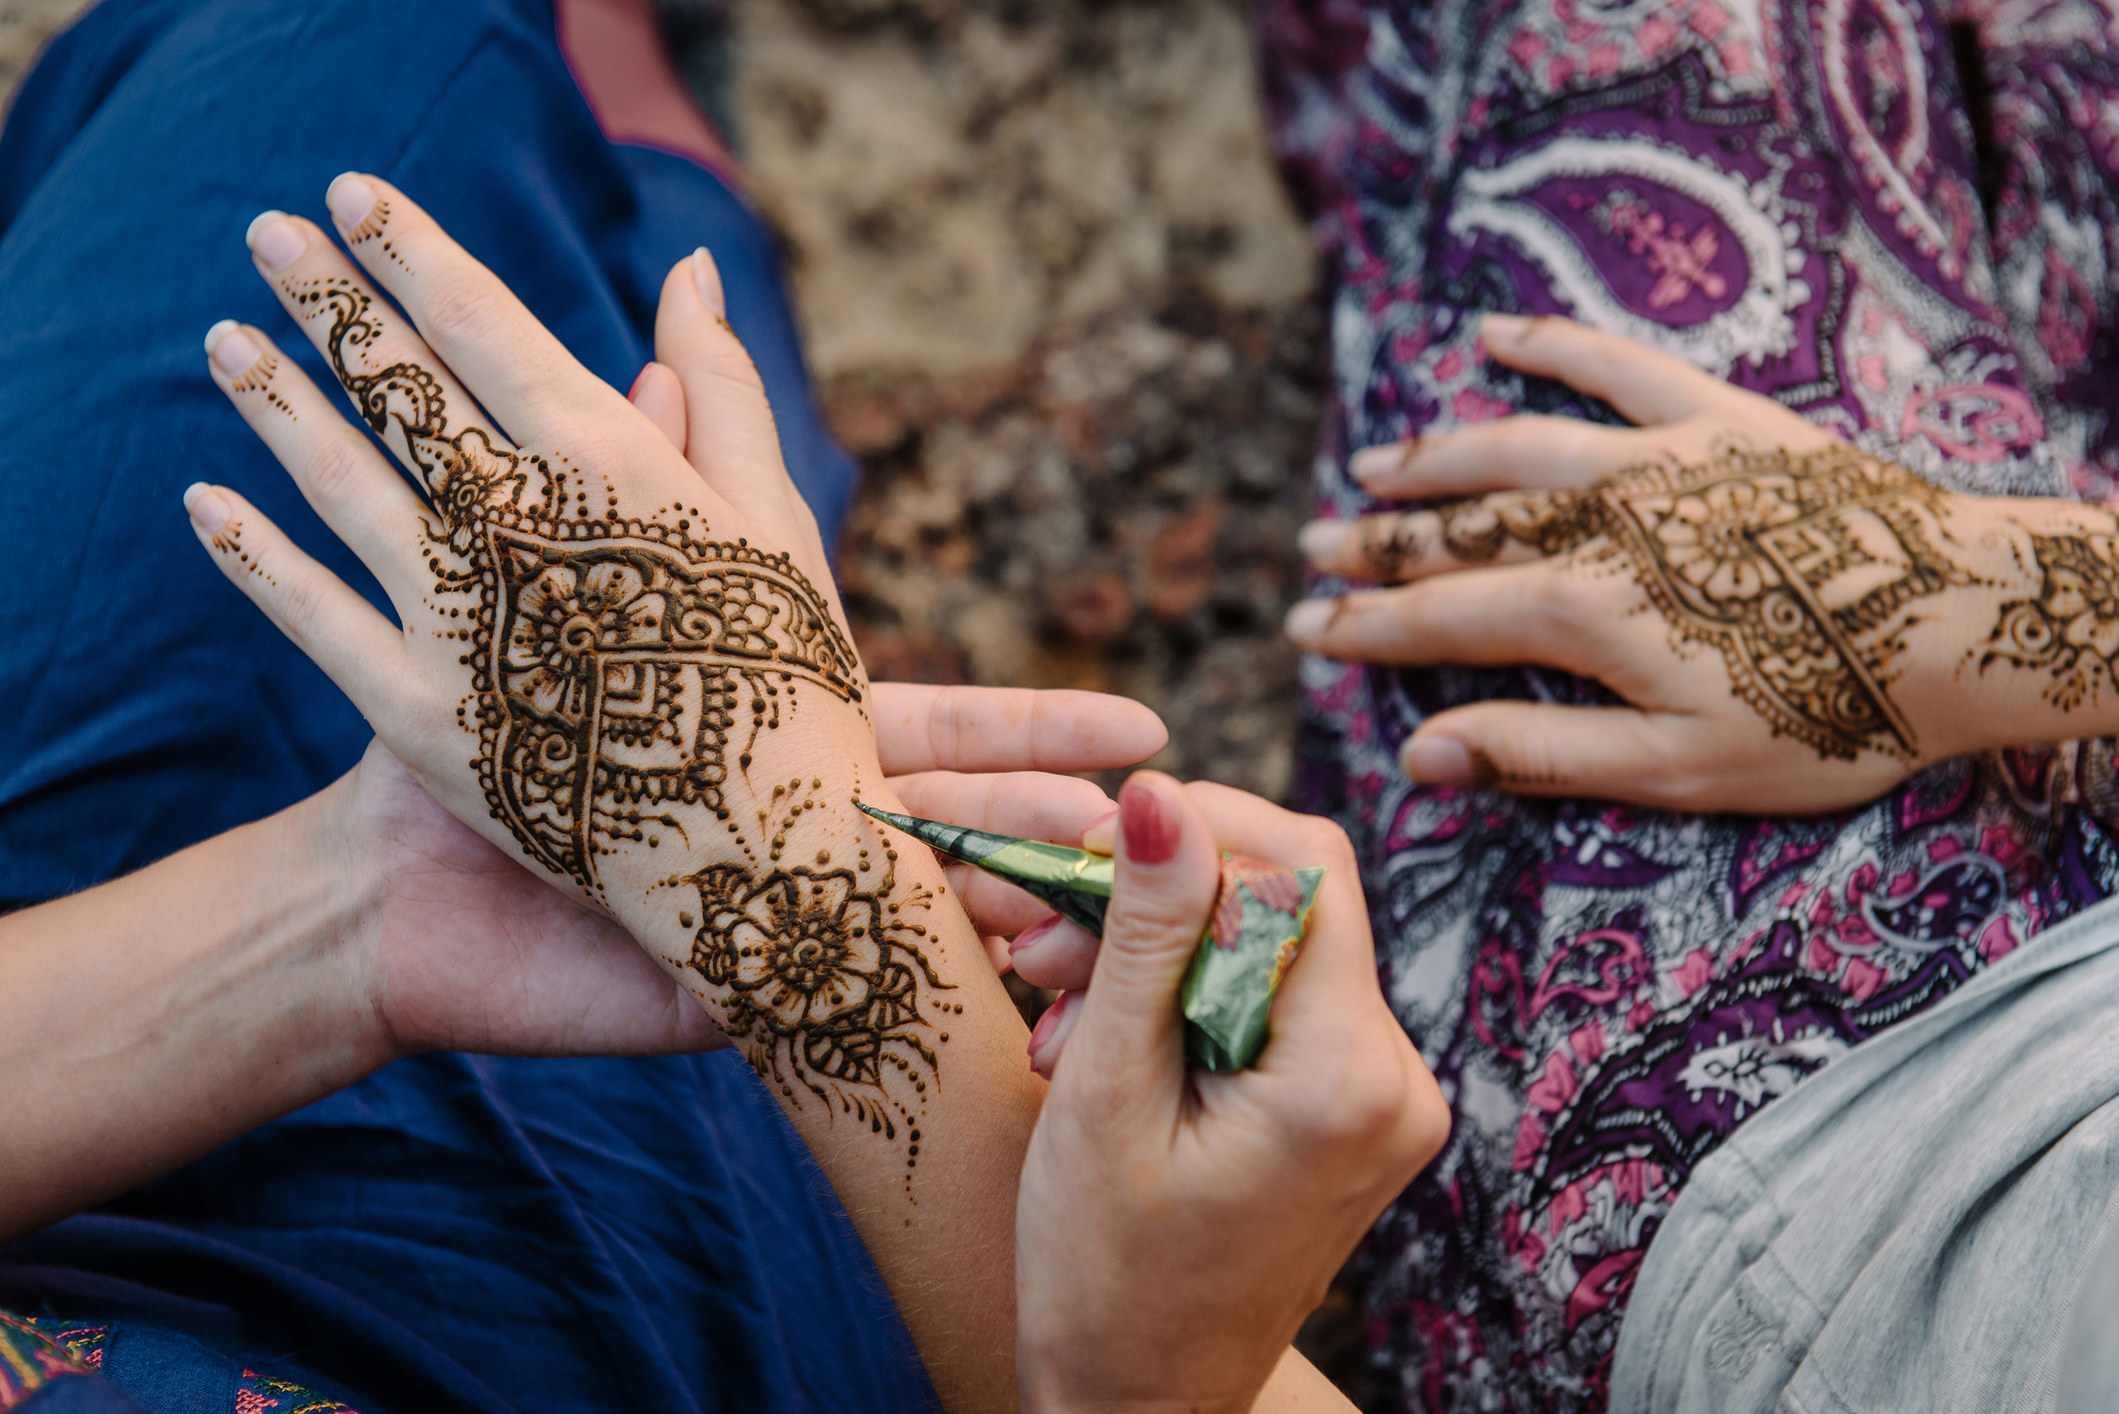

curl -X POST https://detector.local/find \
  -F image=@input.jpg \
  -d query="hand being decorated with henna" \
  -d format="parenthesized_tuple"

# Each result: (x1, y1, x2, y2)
(1288, 314, 2119, 815)
(188, 174, 1095, 1413)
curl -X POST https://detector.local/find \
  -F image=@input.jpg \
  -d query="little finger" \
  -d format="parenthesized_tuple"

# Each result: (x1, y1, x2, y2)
(1402, 702, 1691, 806)
(1480, 312, 1726, 424)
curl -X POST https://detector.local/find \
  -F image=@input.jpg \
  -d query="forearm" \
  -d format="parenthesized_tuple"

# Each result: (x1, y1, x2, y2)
(604, 731, 1041, 1414)
(0, 782, 386, 1242)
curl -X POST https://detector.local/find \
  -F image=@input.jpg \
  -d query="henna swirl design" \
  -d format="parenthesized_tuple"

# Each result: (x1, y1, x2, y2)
(1982, 518, 2119, 711)
(289, 265, 943, 1157)
(1436, 445, 1975, 760)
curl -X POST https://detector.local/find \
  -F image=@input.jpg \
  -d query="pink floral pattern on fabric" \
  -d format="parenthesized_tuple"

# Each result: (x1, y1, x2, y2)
(1259, 1, 2119, 1409)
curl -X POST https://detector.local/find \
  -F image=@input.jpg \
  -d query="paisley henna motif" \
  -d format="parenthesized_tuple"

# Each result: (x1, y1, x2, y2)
(1438, 444, 1976, 760)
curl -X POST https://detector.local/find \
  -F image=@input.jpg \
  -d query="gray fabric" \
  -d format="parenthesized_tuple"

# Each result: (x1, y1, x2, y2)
(2057, 1213, 2119, 1414)
(1610, 893, 2119, 1414)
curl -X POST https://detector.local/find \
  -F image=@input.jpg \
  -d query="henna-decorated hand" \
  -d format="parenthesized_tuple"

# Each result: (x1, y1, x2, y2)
(1287, 314, 2119, 814)
(189, 174, 1073, 1186)
(1015, 774, 1446, 1414)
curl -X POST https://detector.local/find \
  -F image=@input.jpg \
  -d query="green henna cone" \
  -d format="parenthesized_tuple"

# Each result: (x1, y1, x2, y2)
(855, 802, 1111, 935)
(857, 803, 1324, 1070)
(1180, 861, 1325, 1072)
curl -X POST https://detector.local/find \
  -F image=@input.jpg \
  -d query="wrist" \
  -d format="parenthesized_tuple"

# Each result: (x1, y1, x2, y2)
(279, 772, 407, 1080)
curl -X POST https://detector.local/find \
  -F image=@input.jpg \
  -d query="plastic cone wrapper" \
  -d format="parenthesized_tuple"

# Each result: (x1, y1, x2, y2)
(857, 802, 1322, 1071)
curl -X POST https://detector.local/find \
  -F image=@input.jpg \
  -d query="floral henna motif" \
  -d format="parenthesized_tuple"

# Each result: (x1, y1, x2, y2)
(1434, 445, 1975, 759)
(688, 843, 951, 1162)
(1983, 519, 2119, 711)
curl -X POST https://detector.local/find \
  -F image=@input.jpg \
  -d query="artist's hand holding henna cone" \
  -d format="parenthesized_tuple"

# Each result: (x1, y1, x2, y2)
(186, 174, 1128, 1413)
(1290, 313, 2119, 815)
(1015, 774, 1446, 1414)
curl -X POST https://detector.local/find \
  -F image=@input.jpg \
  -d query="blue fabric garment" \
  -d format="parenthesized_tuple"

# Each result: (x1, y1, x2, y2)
(19, 1379, 152, 1414)
(0, 1, 930, 1410)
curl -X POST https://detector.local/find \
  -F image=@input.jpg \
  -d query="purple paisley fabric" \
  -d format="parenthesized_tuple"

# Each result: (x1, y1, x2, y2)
(1258, 2, 2119, 1409)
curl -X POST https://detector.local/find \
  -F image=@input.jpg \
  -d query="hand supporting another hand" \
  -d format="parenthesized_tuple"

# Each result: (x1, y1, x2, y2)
(1288, 313, 2119, 815)
(1016, 774, 1448, 1414)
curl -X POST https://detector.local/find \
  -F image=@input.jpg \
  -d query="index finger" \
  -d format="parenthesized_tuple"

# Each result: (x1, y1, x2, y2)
(1483, 313, 1729, 424)
(320, 173, 642, 451)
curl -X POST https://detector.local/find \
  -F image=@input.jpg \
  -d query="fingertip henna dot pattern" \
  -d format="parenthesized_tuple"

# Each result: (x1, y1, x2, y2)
(290, 223, 943, 1169)
(205, 519, 278, 588)
(1438, 444, 1976, 761)
(227, 350, 296, 420)
(341, 196, 412, 273)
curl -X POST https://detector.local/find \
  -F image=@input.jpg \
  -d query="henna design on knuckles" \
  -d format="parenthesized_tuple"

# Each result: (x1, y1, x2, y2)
(290, 264, 949, 1161)
(1434, 445, 1976, 761)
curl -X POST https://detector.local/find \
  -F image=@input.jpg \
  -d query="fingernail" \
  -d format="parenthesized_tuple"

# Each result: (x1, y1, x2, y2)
(1298, 520, 1351, 560)
(1118, 777, 1180, 866)
(183, 481, 231, 535)
(326, 172, 376, 229)
(1403, 735, 1474, 787)
(1027, 990, 1081, 1072)
(691, 246, 725, 316)
(627, 363, 657, 402)
(247, 213, 304, 273)
(1482, 312, 1529, 343)
(1284, 598, 1337, 643)
(1080, 807, 1120, 856)
(1009, 915, 1063, 954)
(1350, 442, 1413, 484)
(206, 322, 263, 375)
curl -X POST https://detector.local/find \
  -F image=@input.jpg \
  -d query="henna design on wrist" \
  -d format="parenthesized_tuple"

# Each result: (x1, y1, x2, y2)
(686, 826, 952, 1187)
(1981, 516, 2119, 710)
(1433, 445, 1975, 760)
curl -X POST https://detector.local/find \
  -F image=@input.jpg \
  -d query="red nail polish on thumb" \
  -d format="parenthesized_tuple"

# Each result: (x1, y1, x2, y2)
(1118, 778, 1179, 866)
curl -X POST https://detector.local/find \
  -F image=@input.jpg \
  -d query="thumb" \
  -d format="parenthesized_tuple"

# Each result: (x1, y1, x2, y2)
(651, 249, 814, 539)
(1401, 702, 1683, 805)
(1076, 772, 1223, 1083)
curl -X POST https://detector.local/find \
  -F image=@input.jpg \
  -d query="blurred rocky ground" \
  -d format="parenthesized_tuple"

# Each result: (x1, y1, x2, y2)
(701, 0, 1324, 799)
(0, 0, 89, 94)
